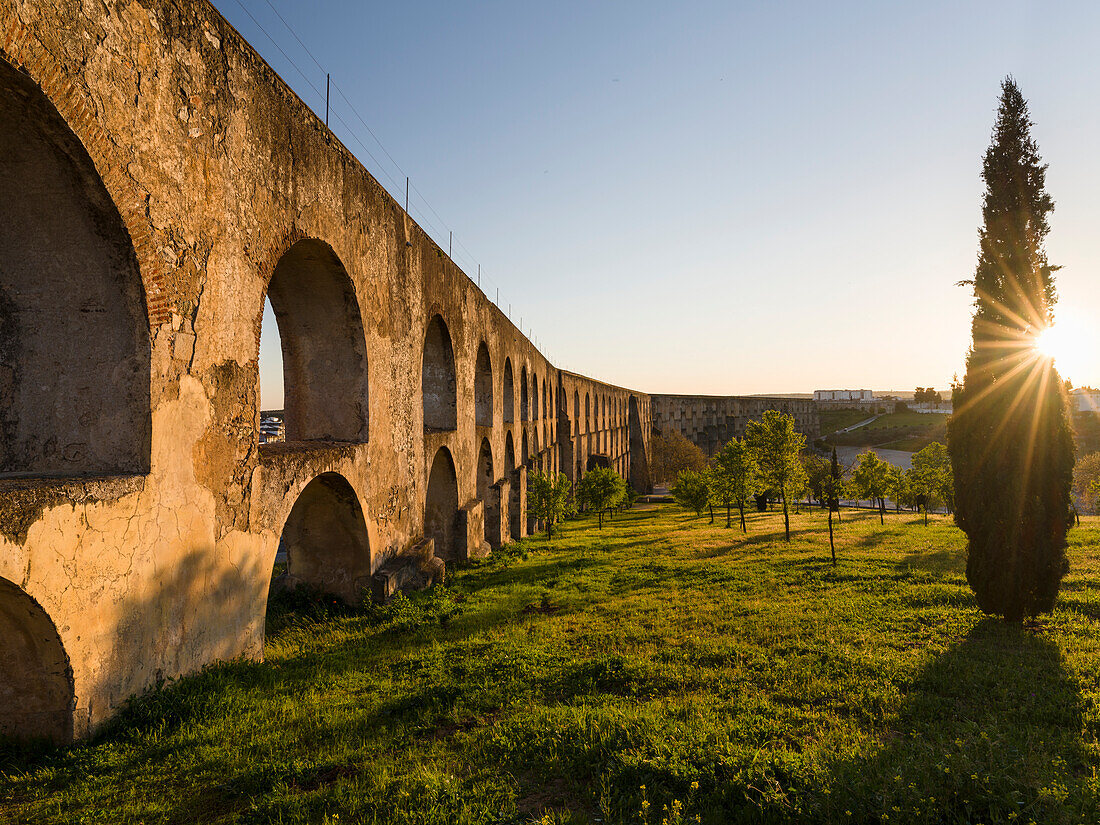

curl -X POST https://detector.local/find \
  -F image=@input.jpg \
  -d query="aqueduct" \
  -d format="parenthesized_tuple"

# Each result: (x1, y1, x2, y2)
(0, 0, 651, 742)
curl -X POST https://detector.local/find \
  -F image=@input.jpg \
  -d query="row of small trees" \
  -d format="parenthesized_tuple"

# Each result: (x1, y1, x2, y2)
(806, 442, 954, 527)
(671, 410, 807, 542)
(669, 411, 956, 563)
(1072, 452, 1100, 515)
(527, 465, 635, 538)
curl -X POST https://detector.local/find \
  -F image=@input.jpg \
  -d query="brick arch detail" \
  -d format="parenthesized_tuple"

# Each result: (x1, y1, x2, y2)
(0, 13, 167, 328)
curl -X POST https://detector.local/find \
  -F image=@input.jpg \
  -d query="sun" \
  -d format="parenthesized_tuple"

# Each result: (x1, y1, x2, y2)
(1033, 325, 1063, 360)
(1031, 313, 1098, 385)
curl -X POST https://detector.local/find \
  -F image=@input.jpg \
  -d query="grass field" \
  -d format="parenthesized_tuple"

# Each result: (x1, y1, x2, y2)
(862, 411, 950, 431)
(817, 409, 874, 435)
(3, 507, 1100, 824)
(828, 412, 949, 451)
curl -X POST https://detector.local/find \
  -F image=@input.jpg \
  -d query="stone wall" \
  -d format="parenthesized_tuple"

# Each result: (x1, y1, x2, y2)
(0, 0, 652, 742)
(651, 394, 820, 454)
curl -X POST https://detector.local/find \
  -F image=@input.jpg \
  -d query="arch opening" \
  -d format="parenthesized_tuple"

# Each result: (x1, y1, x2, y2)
(504, 431, 516, 475)
(474, 342, 493, 427)
(425, 447, 459, 560)
(264, 239, 369, 443)
(0, 577, 75, 743)
(478, 437, 501, 547)
(422, 315, 457, 431)
(520, 366, 529, 421)
(0, 60, 150, 477)
(587, 454, 612, 471)
(503, 358, 515, 423)
(272, 472, 371, 604)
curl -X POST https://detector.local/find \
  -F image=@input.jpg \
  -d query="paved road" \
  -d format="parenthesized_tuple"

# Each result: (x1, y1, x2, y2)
(834, 445, 913, 470)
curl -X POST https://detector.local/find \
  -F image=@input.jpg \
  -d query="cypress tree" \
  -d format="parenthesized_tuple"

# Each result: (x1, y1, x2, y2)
(947, 77, 1076, 622)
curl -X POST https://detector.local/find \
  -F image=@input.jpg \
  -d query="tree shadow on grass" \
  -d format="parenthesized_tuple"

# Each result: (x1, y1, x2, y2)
(457, 554, 611, 595)
(819, 618, 1094, 824)
(896, 546, 967, 577)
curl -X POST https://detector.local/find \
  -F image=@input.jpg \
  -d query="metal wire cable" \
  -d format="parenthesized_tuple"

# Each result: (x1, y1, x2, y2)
(230, 0, 554, 341)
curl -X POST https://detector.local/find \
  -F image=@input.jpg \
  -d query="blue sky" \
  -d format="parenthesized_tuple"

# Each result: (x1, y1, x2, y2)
(214, 1, 1100, 406)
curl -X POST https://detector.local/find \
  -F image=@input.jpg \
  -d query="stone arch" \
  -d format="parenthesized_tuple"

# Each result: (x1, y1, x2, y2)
(574, 390, 580, 431)
(588, 453, 612, 471)
(425, 446, 459, 560)
(265, 238, 369, 442)
(0, 58, 151, 477)
(422, 315, 457, 431)
(478, 437, 501, 547)
(503, 358, 515, 423)
(532, 372, 540, 420)
(474, 342, 493, 428)
(585, 393, 591, 432)
(504, 431, 516, 474)
(520, 365, 529, 421)
(477, 437, 494, 502)
(276, 472, 371, 604)
(0, 577, 75, 743)
(522, 429, 530, 464)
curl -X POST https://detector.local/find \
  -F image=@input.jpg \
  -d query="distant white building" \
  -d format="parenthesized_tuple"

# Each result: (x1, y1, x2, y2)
(259, 412, 286, 444)
(1072, 388, 1100, 414)
(813, 389, 874, 402)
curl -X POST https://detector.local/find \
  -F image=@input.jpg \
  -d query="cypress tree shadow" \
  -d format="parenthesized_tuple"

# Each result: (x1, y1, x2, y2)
(820, 619, 1091, 824)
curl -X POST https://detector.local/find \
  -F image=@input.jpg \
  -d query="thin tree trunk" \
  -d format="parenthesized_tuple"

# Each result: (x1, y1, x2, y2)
(782, 489, 790, 542)
(828, 508, 836, 565)
(708, 504, 714, 524)
(726, 504, 731, 528)
(879, 497, 884, 525)
(739, 502, 746, 532)
(598, 510, 603, 529)
(923, 506, 928, 526)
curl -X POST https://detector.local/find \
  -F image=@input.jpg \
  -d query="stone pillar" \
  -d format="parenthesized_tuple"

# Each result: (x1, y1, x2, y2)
(456, 499, 488, 560)
(487, 479, 509, 547)
(510, 465, 527, 539)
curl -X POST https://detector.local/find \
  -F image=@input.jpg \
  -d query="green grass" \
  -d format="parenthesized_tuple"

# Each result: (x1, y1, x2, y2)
(864, 411, 949, 431)
(818, 409, 875, 435)
(828, 412, 949, 450)
(3, 507, 1100, 824)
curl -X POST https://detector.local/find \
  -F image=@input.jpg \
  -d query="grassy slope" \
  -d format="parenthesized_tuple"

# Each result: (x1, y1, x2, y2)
(828, 412, 949, 451)
(3, 508, 1099, 824)
(818, 409, 874, 436)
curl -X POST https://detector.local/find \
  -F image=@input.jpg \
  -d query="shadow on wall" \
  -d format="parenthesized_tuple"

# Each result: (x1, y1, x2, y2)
(73, 546, 272, 744)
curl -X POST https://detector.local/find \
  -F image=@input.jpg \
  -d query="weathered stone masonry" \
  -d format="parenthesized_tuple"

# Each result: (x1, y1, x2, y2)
(0, 0, 652, 743)
(651, 394, 819, 454)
